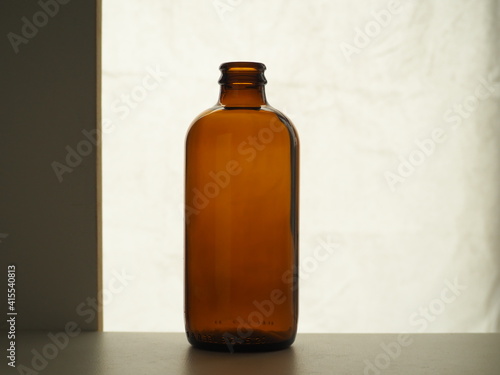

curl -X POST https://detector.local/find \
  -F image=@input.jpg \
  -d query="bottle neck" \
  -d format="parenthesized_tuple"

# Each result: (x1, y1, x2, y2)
(217, 62, 268, 107)
(218, 84, 267, 107)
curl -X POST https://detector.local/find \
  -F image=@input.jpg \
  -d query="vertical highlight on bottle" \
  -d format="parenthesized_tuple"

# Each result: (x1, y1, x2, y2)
(184, 62, 299, 352)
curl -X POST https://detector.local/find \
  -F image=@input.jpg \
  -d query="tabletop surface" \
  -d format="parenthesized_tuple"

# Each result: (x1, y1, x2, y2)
(3, 332, 500, 374)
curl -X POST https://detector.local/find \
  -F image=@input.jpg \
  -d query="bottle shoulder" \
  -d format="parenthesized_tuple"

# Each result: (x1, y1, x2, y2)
(186, 104, 298, 145)
(188, 105, 295, 127)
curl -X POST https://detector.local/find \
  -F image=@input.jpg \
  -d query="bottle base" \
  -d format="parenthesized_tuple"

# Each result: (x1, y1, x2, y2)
(186, 330, 296, 353)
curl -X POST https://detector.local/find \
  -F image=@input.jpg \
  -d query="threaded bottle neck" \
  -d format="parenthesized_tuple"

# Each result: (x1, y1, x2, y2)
(218, 62, 267, 107)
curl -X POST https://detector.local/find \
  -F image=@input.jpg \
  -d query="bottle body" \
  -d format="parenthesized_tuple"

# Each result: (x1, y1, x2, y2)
(184, 62, 299, 352)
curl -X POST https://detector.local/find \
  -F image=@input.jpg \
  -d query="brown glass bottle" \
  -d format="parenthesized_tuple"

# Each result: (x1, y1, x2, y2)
(184, 62, 299, 352)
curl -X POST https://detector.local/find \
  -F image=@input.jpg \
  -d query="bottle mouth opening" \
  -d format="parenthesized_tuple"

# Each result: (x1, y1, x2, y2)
(219, 61, 267, 85)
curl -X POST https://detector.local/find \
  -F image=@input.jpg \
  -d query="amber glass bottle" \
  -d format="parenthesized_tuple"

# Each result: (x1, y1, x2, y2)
(184, 62, 299, 352)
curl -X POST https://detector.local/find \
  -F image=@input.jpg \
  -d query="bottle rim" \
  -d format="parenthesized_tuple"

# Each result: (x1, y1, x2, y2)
(219, 61, 266, 72)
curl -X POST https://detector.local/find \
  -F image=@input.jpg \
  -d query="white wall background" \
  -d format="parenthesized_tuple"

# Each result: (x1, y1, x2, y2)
(102, 0, 500, 332)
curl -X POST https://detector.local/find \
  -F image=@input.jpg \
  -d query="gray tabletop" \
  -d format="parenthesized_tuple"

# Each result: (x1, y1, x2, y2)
(4, 332, 500, 374)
